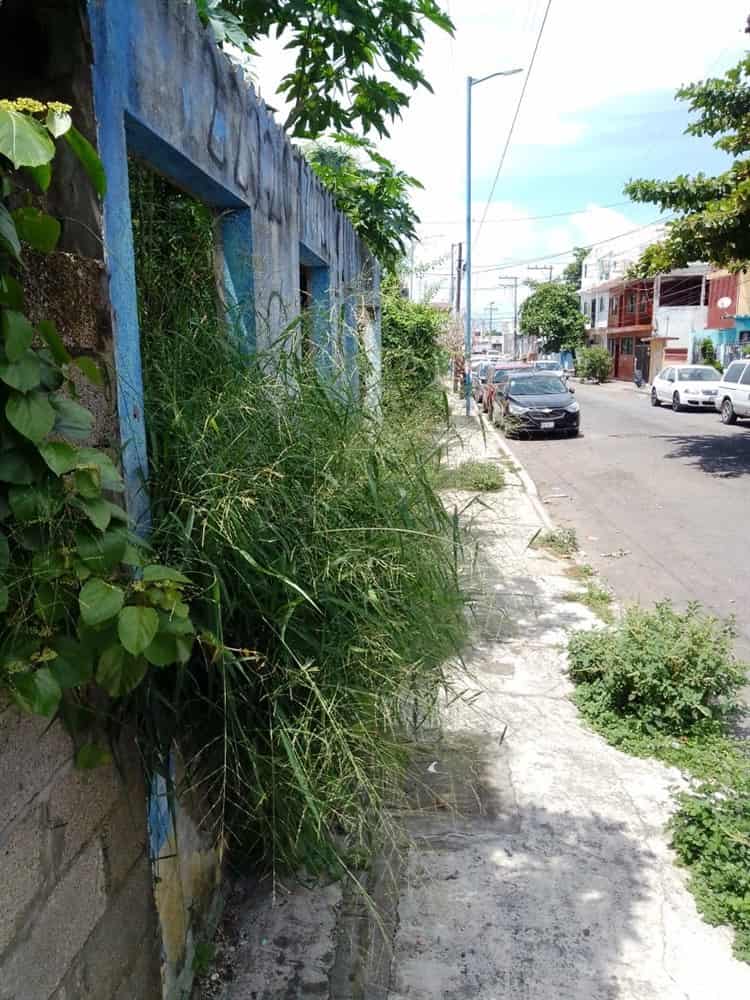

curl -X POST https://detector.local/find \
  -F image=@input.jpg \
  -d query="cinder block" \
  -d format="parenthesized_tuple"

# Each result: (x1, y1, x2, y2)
(0, 803, 47, 955)
(66, 858, 159, 1000)
(112, 931, 162, 1000)
(0, 839, 107, 1000)
(47, 762, 123, 876)
(100, 791, 149, 893)
(0, 708, 72, 834)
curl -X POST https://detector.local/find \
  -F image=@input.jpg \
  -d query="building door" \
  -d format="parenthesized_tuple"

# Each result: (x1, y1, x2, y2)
(635, 341, 650, 382)
(612, 339, 621, 377)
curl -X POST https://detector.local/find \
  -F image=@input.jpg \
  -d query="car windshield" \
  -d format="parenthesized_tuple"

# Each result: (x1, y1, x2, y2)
(677, 367, 720, 382)
(493, 368, 521, 383)
(535, 362, 561, 371)
(509, 375, 567, 395)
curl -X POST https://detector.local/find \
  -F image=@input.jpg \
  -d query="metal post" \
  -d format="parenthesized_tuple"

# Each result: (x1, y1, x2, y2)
(449, 243, 455, 313)
(456, 242, 463, 314)
(465, 74, 473, 416)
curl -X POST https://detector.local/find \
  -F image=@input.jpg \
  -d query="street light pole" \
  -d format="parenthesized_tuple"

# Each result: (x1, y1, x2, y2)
(465, 68, 523, 416)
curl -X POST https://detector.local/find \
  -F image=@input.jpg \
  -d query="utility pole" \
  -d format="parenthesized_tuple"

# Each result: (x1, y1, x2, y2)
(465, 67, 523, 415)
(455, 242, 463, 315)
(529, 264, 554, 283)
(449, 244, 455, 312)
(497, 276, 521, 357)
(488, 301, 495, 333)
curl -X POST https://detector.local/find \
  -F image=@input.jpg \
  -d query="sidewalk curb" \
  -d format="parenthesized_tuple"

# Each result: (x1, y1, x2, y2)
(472, 407, 555, 532)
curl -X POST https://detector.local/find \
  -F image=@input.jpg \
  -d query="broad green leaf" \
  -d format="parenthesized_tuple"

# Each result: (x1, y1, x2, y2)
(0, 530, 8, 573)
(25, 162, 52, 193)
(0, 274, 24, 309)
(142, 564, 191, 585)
(0, 350, 41, 392)
(96, 645, 147, 697)
(75, 743, 112, 769)
(75, 526, 127, 574)
(157, 611, 195, 637)
(50, 394, 93, 440)
(70, 495, 111, 532)
(73, 466, 101, 499)
(143, 632, 180, 667)
(75, 448, 123, 491)
(117, 605, 159, 656)
(64, 127, 106, 197)
(6, 390, 56, 442)
(50, 635, 94, 689)
(2, 310, 35, 361)
(0, 448, 36, 484)
(12, 667, 61, 716)
(46, 108, 72, 139)
(0, 204, 21, 261)
(12, 207, 60, 253)
(121, 542, 143, 567)
(38, 440, 78, 476)
(0, 109, 55, 168)
(107, 501, 128, 523)
(38, 320, 71, 365)
(72, 356, 104, 386)
(79, 577, 124, 626)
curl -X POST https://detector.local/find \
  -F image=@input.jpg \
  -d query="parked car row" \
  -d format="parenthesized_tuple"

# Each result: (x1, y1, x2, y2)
(473, 360, 581, 438)
(651, 360, 750, 424)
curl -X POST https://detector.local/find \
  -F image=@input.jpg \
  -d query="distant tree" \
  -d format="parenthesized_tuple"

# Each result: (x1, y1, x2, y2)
(304, 138, 420, 271)
(519, 282, 586, 354)
(196, 0, 454, 140)
(380, 272, 447, 393)
(625, 22, 750, 273)
(562, 247, 588, 288)
(699, 336, 723, 371)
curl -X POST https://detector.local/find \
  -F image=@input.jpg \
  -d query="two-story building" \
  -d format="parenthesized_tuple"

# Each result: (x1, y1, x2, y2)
(696, 270, 750, 364)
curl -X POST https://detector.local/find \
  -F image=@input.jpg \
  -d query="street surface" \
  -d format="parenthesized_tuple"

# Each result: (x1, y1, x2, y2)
(507, 380, 750, 661)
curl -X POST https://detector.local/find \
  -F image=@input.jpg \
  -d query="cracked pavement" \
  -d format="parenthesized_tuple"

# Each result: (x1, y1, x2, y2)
(208, 405, 750, 1000)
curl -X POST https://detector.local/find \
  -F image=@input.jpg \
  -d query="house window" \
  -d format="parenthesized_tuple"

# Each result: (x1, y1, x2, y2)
(598, 296, 604, 311)
(639, 291, 648, 311)
(621, 337, 634, 355)
(626, 292, 635, 314)
(610, 296, 618, 315)
(583, 264, 588, 278)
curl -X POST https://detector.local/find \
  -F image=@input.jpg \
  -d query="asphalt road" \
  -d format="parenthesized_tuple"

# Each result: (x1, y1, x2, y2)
(505, 380, 750, 661)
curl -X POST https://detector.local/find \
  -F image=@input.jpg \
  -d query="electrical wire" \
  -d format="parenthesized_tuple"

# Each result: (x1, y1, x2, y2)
(473, 0, 554, 249)
(419, 200, 633, 226)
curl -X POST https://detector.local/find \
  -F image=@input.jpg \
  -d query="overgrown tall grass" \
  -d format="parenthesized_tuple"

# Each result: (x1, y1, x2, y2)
(131, 165, 467, 870)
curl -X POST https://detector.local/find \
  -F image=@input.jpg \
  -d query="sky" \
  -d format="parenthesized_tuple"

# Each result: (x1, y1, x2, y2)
(252, 1, 749, 325)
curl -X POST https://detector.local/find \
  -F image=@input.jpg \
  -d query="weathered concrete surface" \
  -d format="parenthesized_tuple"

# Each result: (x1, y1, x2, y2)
(202, 402, 750, 999)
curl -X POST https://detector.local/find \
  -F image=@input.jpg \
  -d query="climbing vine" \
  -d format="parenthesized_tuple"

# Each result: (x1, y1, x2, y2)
(0, 99, 194, 766)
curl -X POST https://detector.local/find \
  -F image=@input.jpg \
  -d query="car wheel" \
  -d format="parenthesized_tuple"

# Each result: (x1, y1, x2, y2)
(566, 428, 579, 438)
(672, 392, 683, 412)
(721, 397, 737, 425)
(651, 388, 660, 407)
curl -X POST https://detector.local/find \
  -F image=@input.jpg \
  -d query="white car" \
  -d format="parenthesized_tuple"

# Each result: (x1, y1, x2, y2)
(714, 358, 750, 424)
(650, 364, 721, 411)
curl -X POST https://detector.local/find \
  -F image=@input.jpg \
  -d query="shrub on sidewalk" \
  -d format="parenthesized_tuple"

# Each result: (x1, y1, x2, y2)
(568, 601, 744, 735)
(576, 346, 612, 383)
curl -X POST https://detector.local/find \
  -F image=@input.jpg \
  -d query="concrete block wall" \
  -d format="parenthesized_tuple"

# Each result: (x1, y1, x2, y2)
(0, 707, 160, 1000)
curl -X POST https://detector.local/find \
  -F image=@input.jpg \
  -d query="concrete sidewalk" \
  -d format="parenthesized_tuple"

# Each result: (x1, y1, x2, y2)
(198, 404, 750, 1000)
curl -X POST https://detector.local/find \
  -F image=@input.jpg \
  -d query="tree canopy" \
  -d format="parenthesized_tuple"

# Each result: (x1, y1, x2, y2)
(196, 0, 453, 140)
(519, 282, 586, 354)
(562, 247, 588, 288)
(304, 138, 420, 271)
(625, 33, 750, 274)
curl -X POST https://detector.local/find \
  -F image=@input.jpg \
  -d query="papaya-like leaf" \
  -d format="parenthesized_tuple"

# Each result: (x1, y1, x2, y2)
(64, 127, 106, 197)
(12, 207, 60, 253)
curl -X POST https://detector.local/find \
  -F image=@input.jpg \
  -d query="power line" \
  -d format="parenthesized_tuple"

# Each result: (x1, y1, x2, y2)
(474, 0, 554, 249)
(419, 200, 633, 226)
